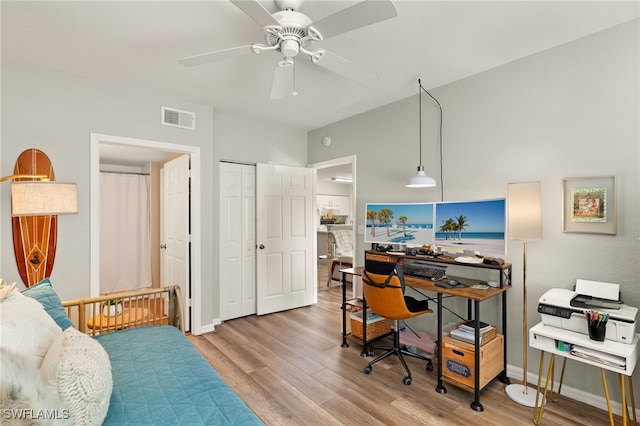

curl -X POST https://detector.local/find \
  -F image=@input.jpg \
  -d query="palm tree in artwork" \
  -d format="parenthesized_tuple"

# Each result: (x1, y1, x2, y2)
(456, 215, 469, 240)
(367, 210, 377, 236)
(398, 215, 408, 236)
(439, 218, 457, 240)
(377, 208, 394, 237)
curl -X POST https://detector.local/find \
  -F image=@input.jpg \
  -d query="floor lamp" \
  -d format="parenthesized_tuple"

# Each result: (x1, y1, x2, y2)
(505, 181, 542, 407)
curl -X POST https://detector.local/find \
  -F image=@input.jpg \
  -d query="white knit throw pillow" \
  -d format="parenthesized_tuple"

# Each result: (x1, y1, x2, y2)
(41, 327, 112, 425)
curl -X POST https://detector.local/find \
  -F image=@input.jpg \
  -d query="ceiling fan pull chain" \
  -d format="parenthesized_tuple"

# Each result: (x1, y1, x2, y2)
(292, 60, 298, 97)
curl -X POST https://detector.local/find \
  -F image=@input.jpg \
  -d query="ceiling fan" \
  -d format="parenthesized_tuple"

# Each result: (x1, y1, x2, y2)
(179, 0, 397, 100)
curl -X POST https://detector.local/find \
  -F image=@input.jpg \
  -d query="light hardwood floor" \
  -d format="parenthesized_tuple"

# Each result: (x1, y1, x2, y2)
(188, 276, 624, 425)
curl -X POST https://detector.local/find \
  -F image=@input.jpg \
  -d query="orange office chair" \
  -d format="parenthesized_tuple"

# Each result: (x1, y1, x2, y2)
(362, 260, 433, 385)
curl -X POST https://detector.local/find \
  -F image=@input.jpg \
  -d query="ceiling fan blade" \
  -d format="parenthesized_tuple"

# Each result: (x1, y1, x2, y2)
(230, 0, 280, 28)
(179, 45, 254, 67)
(311, 50, 378, 86)
(270, 61, 294, 100)
(309, 0, 397, 40)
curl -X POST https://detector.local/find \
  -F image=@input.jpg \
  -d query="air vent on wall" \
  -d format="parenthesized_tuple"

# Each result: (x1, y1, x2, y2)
(161, 106, 195, 130)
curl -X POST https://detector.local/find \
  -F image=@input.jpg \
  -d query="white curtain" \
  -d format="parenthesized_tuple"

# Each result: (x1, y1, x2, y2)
(100, 173, 152, 293)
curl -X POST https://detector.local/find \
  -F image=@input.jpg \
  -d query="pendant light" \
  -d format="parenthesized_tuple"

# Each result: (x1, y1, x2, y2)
(406, 78, 437, 188)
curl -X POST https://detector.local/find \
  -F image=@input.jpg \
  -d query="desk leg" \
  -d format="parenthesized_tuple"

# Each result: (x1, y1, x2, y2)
(361, 294, 369, 357)
(602, 369, 615, 426)
(499, 289, 510, 384)
(471, 299, 483, 412)
(436, 292, 447, 394)
(341, 271, 348, 348)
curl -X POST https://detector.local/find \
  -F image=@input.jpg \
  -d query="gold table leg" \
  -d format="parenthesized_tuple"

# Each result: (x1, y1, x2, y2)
(534, 352, 547, 425)
(602, 369, 615, 426)
(533, 353, 555, 425)
(628, 376, 637, 425)
(552, 356, 568, 402)
(533, 353, 636, 426)
(619, 374, 628, 426)
(533, 352, 568, 425)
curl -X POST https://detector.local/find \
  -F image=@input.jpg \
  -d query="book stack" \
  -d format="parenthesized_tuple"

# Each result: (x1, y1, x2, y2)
(450, 320, 497, 346)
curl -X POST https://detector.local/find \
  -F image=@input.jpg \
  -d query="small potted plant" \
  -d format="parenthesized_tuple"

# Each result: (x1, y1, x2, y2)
(103, 298, 123, 316)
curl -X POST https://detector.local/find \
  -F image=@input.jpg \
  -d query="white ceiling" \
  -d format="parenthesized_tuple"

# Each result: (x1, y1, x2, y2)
(2, 0, 638, 136)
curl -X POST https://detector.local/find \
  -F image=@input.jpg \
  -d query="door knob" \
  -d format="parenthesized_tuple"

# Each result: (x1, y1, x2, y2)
(259, 244, 265, 249)
(160, 244, 167, 250)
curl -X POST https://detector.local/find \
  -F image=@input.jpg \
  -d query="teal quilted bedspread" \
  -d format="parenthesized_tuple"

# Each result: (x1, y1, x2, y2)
(95, 326, 263, 425)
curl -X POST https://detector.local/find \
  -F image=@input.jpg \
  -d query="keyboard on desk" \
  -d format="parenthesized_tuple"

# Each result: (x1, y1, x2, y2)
(403, 262, 448, 281)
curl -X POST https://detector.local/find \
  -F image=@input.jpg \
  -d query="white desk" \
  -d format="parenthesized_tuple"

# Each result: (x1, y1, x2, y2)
(529, 322, 639, 425)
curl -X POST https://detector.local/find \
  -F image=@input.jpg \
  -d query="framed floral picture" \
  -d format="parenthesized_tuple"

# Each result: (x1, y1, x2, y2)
(562, 176, 616, 234)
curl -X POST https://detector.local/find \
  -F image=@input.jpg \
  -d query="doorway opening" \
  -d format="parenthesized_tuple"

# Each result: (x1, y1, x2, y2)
(89, 133, 202, 334)
(308, 155, 356, 292)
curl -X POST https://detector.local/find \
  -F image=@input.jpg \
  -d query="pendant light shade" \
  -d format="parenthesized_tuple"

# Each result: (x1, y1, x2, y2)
(406, 78, 437, 188)
(406, 166, 436, 188)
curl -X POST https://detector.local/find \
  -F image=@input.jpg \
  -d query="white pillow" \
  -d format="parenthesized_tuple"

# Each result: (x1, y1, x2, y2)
(40, 327, 112, 425)
(1, 347, 69, 425)
(0, 291, 62, 368)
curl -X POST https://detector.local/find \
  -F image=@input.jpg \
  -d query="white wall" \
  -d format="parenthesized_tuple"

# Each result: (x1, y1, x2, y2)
(308, 20, 639, 409)
(210, 112, 308, 324)
(0, 62, 307, 326)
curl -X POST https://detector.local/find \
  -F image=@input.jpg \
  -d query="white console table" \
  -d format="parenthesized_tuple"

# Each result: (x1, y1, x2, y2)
(529, 322, 639, 425)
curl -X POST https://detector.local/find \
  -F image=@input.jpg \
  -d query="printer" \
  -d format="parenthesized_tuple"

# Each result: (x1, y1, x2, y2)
(538, 279, 638, 344)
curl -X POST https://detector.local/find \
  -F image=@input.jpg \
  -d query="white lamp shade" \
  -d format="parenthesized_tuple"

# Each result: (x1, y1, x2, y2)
(11, 182, 78, 216)
(406, 169, 436, 188)
(507, 181, 542, 240)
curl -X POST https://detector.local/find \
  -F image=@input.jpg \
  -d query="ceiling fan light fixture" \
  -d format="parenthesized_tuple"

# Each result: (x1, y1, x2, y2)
(180, 0, 398, 97)
(280, 38, 300, 57)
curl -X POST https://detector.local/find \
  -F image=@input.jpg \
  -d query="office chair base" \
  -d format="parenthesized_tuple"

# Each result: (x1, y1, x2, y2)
(363, 344, 433, 385)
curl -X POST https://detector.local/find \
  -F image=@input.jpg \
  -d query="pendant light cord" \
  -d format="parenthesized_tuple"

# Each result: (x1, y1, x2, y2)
(418, 80, 423, 167)
(418, 78, 444, 201)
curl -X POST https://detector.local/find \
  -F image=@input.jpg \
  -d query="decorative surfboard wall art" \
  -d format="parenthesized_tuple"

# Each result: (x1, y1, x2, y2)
(12, 148, 58, 287)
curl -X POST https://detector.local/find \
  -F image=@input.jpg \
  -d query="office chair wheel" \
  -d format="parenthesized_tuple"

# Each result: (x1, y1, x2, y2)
(403, 376, 412, 386)
(426, 360, 433, 371)
(363, 366, 372, 374)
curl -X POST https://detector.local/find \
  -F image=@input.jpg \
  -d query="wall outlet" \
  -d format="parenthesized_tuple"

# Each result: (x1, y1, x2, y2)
(357, 225, 365, 235)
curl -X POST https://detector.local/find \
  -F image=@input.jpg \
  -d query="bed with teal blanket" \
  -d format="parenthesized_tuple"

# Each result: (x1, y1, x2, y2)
(1, 283, 259, 425)
(95, 326, 262, 425)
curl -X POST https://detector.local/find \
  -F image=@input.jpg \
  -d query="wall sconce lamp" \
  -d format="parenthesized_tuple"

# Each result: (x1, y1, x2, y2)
(1, 174, 78, 216)
(406, 78, 439, 188)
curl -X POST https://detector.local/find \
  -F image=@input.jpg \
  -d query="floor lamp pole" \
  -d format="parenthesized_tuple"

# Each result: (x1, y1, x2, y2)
(522, 239, 529, 389)
(505, 239, 539, 407)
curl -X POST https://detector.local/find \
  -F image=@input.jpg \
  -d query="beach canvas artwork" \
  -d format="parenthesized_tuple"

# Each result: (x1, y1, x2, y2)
(434, 198, 507, 256)
(365, 203, 435, 246)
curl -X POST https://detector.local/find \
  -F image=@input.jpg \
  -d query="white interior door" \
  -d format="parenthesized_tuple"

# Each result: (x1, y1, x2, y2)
(161, 155, 190, 331)
(256, 163, 315, 315)
(219, 162, 256, 320)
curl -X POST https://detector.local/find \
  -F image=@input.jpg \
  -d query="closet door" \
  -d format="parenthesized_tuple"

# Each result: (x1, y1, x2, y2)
(256, 163, 315, 315)
(219, 162, 256, 320)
